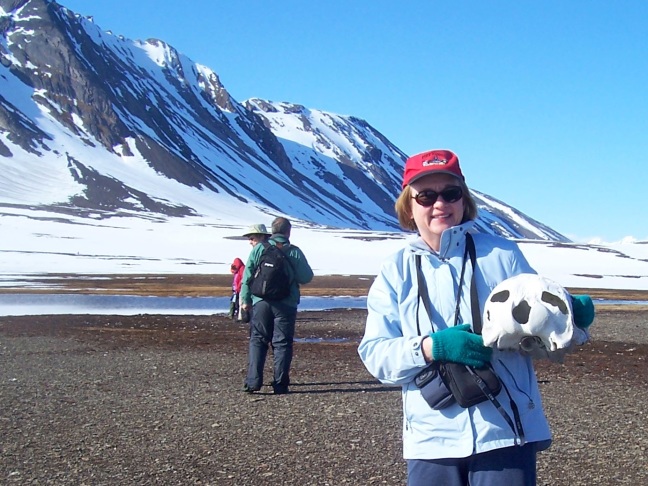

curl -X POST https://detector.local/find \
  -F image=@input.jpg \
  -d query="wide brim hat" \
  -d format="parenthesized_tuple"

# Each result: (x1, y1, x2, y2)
(402, 149, 464, 188)
(242, 223, 271, 237)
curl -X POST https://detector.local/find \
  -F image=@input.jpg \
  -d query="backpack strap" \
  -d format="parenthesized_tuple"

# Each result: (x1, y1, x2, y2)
(267, 239, 296, 278)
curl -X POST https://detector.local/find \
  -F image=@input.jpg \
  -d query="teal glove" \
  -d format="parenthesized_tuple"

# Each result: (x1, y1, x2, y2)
(571, 295, 595, 329)
(431, 323, 493, 368)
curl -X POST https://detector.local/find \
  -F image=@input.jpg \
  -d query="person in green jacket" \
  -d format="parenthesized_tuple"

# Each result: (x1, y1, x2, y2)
(240, 217, 314, 394)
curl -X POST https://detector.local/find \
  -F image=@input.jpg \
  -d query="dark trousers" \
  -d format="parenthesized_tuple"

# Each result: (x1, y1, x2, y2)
(245, 300, 297, 390)
(228, 292, 239, 319)
(407, 444, 537, 486)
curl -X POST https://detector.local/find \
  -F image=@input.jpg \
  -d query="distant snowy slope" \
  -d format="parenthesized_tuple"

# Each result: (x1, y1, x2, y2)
(472, 190, 569, 241)
(2, 208, 648, 290)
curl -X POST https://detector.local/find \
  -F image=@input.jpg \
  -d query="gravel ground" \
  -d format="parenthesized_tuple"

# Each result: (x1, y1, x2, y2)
(1, 304, 647, 485)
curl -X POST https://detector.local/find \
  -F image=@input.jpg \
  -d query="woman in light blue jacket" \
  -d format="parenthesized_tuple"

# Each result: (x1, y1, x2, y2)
(358, 149, 552, 486)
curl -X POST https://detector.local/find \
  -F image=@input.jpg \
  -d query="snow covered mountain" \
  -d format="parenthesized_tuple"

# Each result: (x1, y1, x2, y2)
(0, 0, 568, 241)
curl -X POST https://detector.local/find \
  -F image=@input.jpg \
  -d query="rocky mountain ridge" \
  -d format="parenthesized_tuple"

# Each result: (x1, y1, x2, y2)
(0, 0, 568, 241)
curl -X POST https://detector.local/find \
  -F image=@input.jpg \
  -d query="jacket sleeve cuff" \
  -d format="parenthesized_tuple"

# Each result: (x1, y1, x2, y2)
(409, 336, 428, 366)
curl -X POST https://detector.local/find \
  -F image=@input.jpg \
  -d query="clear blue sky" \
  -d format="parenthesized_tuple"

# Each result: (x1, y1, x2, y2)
(62, 0, 648, 243)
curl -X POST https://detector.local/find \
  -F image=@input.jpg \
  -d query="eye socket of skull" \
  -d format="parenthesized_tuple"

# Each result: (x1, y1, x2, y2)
(490, 290, 510, 303)
(541, 291, 568, 314)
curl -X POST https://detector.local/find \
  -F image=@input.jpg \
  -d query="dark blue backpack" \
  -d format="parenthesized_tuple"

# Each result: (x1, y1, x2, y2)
(250, 242, 293, 300)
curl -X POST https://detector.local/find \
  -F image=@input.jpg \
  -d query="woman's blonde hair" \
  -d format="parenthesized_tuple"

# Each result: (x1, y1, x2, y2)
(395, 178, 478, 231)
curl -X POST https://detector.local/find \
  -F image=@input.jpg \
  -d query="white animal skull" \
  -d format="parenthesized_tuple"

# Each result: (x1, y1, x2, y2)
(482, 274, 588, 360)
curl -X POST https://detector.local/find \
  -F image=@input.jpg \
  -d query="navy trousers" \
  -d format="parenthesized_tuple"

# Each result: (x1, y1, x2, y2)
(407, 443, 538, 486)
(245, 300, 297, 391)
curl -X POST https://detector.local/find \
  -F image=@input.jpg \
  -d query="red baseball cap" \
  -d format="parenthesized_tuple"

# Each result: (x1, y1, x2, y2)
(402, 149, 464, 188)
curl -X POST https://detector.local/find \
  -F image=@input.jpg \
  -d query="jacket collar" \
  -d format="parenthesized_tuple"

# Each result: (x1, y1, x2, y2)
(270, 234, 289, 245)
(410, 220, 475, 259)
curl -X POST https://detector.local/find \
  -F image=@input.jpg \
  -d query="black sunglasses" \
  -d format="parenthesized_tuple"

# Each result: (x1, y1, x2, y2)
(412, 186, 463, 207)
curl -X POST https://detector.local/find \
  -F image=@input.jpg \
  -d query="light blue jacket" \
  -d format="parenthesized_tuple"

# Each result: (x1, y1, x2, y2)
(358, 222, 552, 459)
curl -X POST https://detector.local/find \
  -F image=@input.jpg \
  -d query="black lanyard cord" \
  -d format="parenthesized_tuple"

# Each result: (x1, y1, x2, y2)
(416, 234, 475, 335)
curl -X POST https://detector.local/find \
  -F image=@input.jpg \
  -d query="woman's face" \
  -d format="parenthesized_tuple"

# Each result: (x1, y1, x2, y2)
(410, 173, 465, 251)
